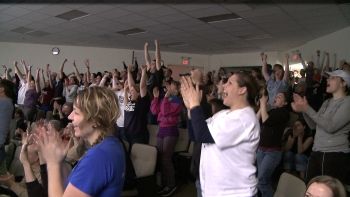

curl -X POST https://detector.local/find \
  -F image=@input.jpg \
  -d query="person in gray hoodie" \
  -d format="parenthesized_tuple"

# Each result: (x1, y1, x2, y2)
(292, 69, 350, 185)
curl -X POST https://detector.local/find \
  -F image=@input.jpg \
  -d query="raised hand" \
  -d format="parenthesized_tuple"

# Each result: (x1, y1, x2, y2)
(180, 76, 201, 109)
(84, 59, 90, 68)
(285, 53, 289, 60)
(19, 131, 33, 165)
(35, 126, 67, 165)
(291, 93, 309, 113)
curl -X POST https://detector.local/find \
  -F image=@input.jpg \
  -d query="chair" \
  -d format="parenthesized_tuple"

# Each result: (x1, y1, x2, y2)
(122, 143, 158, 197)
(274, 172, 306, 197)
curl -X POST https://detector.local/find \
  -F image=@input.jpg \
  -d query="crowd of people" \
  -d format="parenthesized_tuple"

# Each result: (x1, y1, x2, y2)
(0, 40, 349, 197)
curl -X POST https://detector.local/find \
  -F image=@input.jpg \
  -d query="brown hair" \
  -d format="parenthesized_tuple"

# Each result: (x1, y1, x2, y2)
(74, 86, 120, 136)
(234, 71, 259, 107)
(306, 176, 347, 197)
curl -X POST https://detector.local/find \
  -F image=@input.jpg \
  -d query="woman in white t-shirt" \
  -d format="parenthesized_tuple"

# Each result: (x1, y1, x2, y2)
(181, 71, 260, 197)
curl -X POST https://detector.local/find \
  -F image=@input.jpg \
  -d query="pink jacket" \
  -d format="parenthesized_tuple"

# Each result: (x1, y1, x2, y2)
(150, 96, 182, 128)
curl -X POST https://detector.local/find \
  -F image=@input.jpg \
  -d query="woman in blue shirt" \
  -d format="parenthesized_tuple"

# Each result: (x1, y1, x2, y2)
(36, 86, 125, 197)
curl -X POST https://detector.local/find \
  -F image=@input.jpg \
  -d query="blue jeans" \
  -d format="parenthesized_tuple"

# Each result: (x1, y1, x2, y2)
(283, 151, 308, 172)
(257, 149, 282, 197)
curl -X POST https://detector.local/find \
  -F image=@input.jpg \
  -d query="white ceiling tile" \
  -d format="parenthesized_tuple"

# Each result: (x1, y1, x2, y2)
(17, 4, 49, 11)
(96, 7, 132, 20)
(237, 6, 285, 18)
(141, 6, 178, 18)
(119, 4, 164, 12)
(0, 14, 15, 23)
(128, 19, 160, 28)
(78, 4, 116, 14)
(63, 4, 85, 10)
(74, 14, 104, 25)
(1, 6, 32, 17)
(168, 4, 214, 12)
(113, 14, 145, 23)
(221, 4, 253, 12)
(0, 4, 12, 11)
(27, 22, 50, 30)
(38, 16, 66, 25)
(20, 12, 50, 22)
(155, 13, 191, 23)
(36, 5, 73, 16)
(184, 6, 231, 18)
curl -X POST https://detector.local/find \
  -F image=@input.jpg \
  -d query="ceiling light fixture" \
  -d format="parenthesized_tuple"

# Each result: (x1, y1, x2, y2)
(55, 10, 89, 21)
(198, 13, 242, 23)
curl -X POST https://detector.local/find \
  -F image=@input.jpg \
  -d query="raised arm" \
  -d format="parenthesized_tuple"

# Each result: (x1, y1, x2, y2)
(283, 53, 290, 82)
(41, 67, 47, 86)
(298, 51, 307, 70)
(99, 73, 108, 87)
(316, 50, 321, 68)
(35, 68, 41, 93)
(84, 59, 91, 83)
(127, 64, 136, 90)
(60, 59, 67, 80)
(155, 40, 161, 71)
(332, 53, 337, 71)
(112, 69, 118, 90)
(73, 60, 82, 83)
(261, 52, 270, 81)
(144, 42, 151, 70)
(140, 65, 148, 98)
(14, 61, 25, 82)
(26, 65, 32, 88)
(21, 60, 29, 77)
(321, 52, 330, 76)
(258, 94, 269, 123)
(47, 69, 53, 89)
(2, 65, 10, 80)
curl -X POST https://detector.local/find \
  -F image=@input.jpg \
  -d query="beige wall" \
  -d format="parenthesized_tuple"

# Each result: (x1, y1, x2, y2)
(282, 26, 350, 68)
(0, 42, 209, 74)
(1, 26, 349, 76)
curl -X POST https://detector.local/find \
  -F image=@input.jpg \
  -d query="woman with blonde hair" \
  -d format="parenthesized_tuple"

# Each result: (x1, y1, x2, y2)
(36, 86, 125, 197)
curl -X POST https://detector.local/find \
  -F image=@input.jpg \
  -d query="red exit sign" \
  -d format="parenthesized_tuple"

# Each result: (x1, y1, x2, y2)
(182, 57, 190, 65)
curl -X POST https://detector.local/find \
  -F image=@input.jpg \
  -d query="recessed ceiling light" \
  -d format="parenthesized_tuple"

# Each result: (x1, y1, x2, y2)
(55, 10, 89, 21)
(198, 13, 242, 23)
(116, 28, 146, 36)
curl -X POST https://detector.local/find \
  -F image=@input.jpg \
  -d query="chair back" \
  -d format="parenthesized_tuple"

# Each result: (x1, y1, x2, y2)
(130, 143, 157, 178)
(274, 172, 306, 197)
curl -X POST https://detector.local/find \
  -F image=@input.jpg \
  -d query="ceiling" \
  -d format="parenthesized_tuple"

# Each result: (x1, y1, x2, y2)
(0, 2, 349, 54)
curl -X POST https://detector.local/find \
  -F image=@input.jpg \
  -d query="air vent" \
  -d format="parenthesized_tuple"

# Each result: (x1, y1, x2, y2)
(27, 30, 51, 37)
(11, 27, 34, 34)
(198, 13, 242, 23)
(55, 10, 89, 21)
(117, 28, 146, 36)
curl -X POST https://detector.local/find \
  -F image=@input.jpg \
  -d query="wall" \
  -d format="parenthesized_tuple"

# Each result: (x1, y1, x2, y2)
(0, 42, 209, 74)
(282, 26, 350, 67)
(1, 26, 349, 75)
(208, 51, 280, 72)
